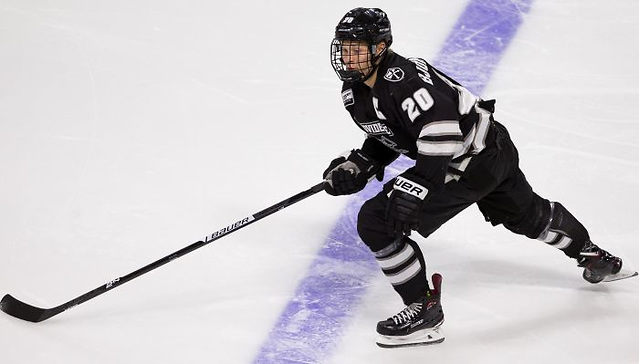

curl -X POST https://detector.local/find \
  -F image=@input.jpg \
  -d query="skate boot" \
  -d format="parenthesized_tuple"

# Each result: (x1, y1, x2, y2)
(376, 273, 445, 348)
(578, 240, 623, 283)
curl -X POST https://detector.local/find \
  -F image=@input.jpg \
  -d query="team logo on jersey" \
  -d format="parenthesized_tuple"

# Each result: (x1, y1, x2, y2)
(359, 121, 393, 136)
(341, 89, 354, 106)
(384, 67, 405, 82)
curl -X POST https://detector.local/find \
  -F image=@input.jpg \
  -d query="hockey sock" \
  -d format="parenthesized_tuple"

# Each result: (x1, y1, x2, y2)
(374, 237, 429, 305)
(537, 202, 589, 258)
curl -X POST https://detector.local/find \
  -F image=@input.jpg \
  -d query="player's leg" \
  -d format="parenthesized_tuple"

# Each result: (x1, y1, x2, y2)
(477, 123, 625, 283)
(358, 196, 446, 346)
(357, 177, 480, 347)
(502, 193, 623, 283)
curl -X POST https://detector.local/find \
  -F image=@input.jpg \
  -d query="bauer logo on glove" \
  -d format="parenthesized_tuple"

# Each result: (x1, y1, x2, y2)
(393, 176, 429, 200)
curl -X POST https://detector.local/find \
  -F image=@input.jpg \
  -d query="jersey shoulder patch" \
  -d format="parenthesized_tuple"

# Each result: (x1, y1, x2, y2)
(383, 67, 405, 82)
(341, 88, 354, 107)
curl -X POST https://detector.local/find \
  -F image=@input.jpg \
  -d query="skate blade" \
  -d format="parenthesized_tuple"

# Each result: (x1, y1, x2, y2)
(376, 325, 445, 348)
(603, 270, 638, 283)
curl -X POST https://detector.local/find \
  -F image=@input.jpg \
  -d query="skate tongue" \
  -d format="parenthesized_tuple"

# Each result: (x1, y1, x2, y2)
(430, 273, 443, 295)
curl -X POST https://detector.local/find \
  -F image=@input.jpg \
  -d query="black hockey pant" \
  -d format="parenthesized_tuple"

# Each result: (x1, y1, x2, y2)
(357, 121, 589, 304)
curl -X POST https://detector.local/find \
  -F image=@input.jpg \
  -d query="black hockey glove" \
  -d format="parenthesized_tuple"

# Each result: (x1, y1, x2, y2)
(385, 174, 431, 237)
(323, 149, 382, 196)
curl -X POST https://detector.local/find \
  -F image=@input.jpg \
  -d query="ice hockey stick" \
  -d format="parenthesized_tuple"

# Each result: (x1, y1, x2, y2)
(1, 182, 326, 323)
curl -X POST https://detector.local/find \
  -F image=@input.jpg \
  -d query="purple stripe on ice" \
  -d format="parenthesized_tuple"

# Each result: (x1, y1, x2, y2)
(434, 0, 534, 96)
(253, 1, 533, 362)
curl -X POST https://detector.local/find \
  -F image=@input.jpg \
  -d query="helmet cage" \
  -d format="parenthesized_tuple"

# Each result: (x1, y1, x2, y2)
(330, 8, 392, 83)
(331, 39, 383, 83)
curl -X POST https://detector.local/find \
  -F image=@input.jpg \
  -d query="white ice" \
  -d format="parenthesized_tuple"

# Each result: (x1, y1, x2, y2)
(1, 1, 638, 363)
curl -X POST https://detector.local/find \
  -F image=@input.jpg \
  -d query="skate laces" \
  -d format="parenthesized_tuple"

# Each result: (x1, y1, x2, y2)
(579, 241, 598, 256)
(578, 241, 616, 267)
(392, 303, 422, 325)
(579, 241, 603, 260)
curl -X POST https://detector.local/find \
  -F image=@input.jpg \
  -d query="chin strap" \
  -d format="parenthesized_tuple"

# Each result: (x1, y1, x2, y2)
(362, 49, 387, 82)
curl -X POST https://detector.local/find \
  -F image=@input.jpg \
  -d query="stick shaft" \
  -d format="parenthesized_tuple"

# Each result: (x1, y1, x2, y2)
(1, 182, 325, 322)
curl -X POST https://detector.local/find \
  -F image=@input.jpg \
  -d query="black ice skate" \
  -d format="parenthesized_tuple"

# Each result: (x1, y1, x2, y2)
(376, 273, 445, 348)
(578, 241, 636, 283)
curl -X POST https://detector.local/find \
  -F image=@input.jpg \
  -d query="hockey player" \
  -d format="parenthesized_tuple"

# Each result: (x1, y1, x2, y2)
(322, 7, 633, 348)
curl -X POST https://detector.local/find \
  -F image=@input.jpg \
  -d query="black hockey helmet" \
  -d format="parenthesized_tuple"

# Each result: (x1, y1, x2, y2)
(331, 8, 393, 82)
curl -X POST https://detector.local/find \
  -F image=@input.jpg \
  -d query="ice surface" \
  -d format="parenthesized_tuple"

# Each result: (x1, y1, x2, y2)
(1, 1, 638, 363)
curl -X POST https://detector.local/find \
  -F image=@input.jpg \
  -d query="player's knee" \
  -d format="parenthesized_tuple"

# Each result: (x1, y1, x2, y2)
(503, 194, 551, 239)
(504, 197, 590, 257)
(357, 198, 393, 252)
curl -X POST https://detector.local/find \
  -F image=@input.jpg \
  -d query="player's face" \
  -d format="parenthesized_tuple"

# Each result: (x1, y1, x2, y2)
(340, 40, 373, 76)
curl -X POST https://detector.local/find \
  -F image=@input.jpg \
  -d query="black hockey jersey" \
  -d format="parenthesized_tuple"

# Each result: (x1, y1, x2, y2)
(341, 50, 496, 191)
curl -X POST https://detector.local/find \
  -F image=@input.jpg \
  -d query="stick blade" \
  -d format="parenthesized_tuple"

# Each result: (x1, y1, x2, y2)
(1, 294, 56, 323)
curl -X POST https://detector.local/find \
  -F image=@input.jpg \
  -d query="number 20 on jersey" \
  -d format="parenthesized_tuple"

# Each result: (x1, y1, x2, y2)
(402, 88, 434, 122)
